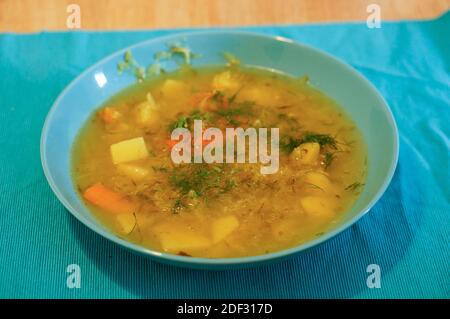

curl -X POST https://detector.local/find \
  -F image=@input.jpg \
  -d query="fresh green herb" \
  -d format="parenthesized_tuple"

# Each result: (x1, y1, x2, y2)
(215, 107, 243, 117)
(117, 62, 127, 72)
(212, 166, 223, 173)
(324, 152, 335, 168)
(280, 132, 337, 154)
(155, 41, 201, 66)
(146, 63, 162, 77)
(117, 50, 146, 81)
(228, 86, 244, 105)
(277, 113, 300, 128)
(187, 189, 199, 199)
(304, 183, 324, 191)
(298, 75, 310, 85)
(279, 136, 301, 153)
(315, 231, 325, 237)
(190, 109, 211, 121)
(169, 172, 192, 195)
(345, 182, 365, 192)
(168, 164, 235, 209)
(301, 133, 337, 149)
(172, 198, 185, 214)
(169, 165, 221, 196)
(223, 52, 240, 66)
(169, 116, 188, 131)
(168, 110, 211, 132)
(216, 101, 253, 117)
(222, 179, 236, 193)
(118, 41, 199, 81)
(170, 45, 194, 65)
(211, 90, 225, 102)
(154, 50, 172, 61)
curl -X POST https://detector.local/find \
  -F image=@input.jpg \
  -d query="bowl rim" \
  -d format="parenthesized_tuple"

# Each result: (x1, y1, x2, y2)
(41, 30, 399, 267)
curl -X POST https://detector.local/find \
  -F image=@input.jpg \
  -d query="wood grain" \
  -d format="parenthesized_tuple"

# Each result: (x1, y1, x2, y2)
(0, 0, 448, 32)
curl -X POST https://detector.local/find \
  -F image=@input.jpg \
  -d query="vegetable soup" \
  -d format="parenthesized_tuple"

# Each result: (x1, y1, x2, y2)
(72, 65, 367, 258)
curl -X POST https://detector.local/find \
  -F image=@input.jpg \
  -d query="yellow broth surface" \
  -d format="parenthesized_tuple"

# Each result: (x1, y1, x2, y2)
(72, 66, 367, 258)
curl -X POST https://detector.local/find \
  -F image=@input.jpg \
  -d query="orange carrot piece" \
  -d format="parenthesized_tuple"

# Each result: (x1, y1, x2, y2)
(166, 139, 179, 150)
(166, 134, 183, 151)
(99, 107, 121, 124)
(83, 183, 135, 214)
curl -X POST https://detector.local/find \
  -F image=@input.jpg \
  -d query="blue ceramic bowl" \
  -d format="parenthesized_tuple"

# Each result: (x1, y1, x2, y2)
(41, 31, 398, 269)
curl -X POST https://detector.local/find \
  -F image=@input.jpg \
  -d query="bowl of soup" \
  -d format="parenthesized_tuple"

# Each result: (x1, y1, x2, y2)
(41, 31, 398, 269)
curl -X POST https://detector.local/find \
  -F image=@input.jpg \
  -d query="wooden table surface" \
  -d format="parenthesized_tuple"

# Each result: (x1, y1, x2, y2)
(0, 0, 449, 32)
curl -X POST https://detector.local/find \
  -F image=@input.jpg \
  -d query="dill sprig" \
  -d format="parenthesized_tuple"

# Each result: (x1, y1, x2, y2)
(167, 164, 236, 212)
(155, 41, 201, 66)
(280, 132, 337, 153)
(324, 152, 335, 169)
(169, 116, 189, 131)
(168, 109, 212, 132)
(301, 133, 337, 149)
(223, 52, 240, 66)
(117, 41, 200, 82)
(345, 182, 365, 192)
(117, 50, 146, 81)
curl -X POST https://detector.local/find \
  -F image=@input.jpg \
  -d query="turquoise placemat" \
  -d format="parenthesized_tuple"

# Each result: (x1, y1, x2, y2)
(0, 12, 449, 299)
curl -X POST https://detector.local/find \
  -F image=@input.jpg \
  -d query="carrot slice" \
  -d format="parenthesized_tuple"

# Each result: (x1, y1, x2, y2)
(166, 138, 180, 150)
(83, 183, 135, 214)
(99, 107, 121, 124)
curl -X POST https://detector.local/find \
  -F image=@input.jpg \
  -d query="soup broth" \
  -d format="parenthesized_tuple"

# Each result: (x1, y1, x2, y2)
(72, 65, 367, 258)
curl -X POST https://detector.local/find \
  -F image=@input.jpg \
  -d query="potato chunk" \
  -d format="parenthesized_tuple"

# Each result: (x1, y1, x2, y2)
(300, 196, 335, 219)
(160, 79, 189, 98)
(153, 223, 211, 253)
(212, 71, 240, 93)
(159, 232, 211, 253)
(304, 171, 333, 193)
(290, 142, 320, 166)
(135, 93, 158, 127)
(115, 213, 136, 234)
(117, 164, 150, 182)
(110, 137, 148, 164)
(237, 85, 280, 106)
(211, 215, 239, 243)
